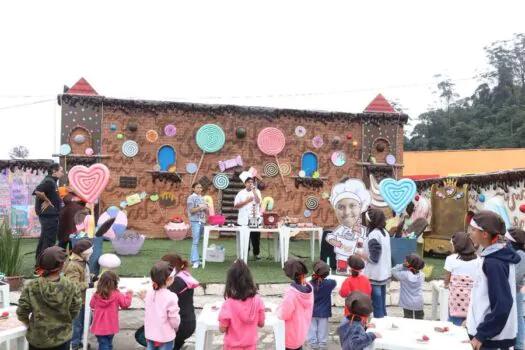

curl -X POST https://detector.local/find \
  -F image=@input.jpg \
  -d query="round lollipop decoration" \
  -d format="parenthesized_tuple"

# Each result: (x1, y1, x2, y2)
(264, 162, 279, 177)
(122, 140, 139, 158)
(60, 144, 71, 156)
(213, 173, 230, 190)
(295, 126, 306, 137)
(312, 136, 324, 148)
(191, 124, 226, 185)
(186, 163, 198, 174)
(331, 151, 346, 167)
(279, 162, 292, 176)
(257, 127, 286, 185)
(306, 195, 320, 210)
(164, 125, 177, 137)
(146, 130, 159, 143)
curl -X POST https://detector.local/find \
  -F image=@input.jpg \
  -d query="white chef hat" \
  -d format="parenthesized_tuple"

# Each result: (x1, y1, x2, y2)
(330, 179, 371, 213)
(239, 171, 254, 184)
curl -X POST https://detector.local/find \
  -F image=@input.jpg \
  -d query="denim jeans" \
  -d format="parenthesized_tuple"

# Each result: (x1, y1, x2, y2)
(517, 290, 524, 349)
(371, 285, 387, 318)
(96, 335, 115, 350)
(146, 340, 174, 350)
(307, 317, 329, 348)
(89, 236, 104, 277)
(71, 305, 85, 346)
(448, 315, 466, 326)
(190, 221, 204, 264)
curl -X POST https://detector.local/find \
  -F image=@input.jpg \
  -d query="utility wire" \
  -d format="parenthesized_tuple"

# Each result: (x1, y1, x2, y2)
(0, 99, 55, 111)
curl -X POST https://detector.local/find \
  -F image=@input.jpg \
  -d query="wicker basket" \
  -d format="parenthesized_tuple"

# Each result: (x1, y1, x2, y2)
(164, 223, 190, 240)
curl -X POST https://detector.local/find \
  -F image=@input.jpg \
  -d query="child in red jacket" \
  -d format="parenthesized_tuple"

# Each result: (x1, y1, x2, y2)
(90, 271, 133, 349)
(339, 255, 371, 316)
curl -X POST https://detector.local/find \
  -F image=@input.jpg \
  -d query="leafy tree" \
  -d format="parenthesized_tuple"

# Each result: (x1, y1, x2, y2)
(8, 146, 29, 159)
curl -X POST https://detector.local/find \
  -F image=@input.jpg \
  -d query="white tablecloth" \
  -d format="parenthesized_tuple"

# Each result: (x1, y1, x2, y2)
(0, 306, 27, 350)
(364, 316, 471, 350)
(195, 301, 285, 350)
(430, 280, 449, 321)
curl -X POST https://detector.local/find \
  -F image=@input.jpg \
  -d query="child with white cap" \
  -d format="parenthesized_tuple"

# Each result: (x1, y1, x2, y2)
(326, 178, 371, 274)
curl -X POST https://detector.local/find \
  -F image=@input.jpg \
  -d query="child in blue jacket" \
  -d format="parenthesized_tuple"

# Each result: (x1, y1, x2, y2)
(307, 260, 337, 349)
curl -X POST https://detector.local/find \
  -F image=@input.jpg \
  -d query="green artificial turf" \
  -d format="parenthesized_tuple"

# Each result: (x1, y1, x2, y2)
(17, 238, 446, 283)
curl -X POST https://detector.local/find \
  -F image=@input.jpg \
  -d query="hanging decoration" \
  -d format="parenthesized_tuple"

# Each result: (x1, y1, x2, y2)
(213, 173, 230, 190)
(192, 124, 226, 185)
(122, 140, 139, 157)
(264, 162, 279, 177)
(305, 195, 320, 210)
(331, 151, 346, 166)
(312, 136, 324, 148)
(164, 124, 177, 137)
(257, 127, 286, 185)
(379, 178, 417, 214)
(146, 130, 159, 143)
(278, 162, 292, 176)
(295, 126, 306, 137)
(60, 144, 72, 156)
(236, 127, 247, 139)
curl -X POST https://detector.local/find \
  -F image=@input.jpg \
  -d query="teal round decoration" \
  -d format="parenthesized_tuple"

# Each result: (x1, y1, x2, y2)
(196, 124, 225, 153)
(213, 173, 230, 190)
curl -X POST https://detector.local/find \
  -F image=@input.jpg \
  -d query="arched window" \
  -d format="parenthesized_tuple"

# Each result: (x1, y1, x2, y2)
(157, 145, 176, 171)
(301, 152, 318, 177)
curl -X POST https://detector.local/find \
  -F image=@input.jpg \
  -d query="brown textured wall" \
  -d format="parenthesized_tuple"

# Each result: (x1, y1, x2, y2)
(99, 108, 368, 237)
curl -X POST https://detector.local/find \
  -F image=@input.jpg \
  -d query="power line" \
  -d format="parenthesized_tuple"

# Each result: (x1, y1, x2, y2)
(0, 99, 55, 111)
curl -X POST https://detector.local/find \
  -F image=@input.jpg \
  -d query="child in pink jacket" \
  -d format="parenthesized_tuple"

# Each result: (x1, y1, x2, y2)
(278, 258, 314, 350)
(143, 261, 181, 350)
(219, 259, 265, 350)
(90, 271, 133, 349)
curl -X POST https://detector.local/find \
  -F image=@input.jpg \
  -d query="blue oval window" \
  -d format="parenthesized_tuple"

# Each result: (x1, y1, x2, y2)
(157, 145, 176, 171)
(301, 152, 318, 177)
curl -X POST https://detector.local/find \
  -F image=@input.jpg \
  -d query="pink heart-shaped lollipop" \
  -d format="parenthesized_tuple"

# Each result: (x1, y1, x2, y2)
(68, 164, 110, 204)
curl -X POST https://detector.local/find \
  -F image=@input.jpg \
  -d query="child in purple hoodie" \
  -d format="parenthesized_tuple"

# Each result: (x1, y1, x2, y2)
(218, 259, 265, 350)
(278, 258, 314, 350)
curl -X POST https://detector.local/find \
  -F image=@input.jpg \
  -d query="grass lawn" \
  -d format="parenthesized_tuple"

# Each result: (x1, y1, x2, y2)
(18, 238, 446, 284)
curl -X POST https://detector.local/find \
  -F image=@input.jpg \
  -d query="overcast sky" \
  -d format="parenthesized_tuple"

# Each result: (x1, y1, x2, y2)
(1, 0, 524, 159)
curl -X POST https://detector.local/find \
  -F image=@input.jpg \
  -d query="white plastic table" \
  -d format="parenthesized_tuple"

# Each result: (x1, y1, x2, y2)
(430, 280, 449, 321)
(0, 306, 27, 350)
(195, 301, 285, 350)
(0, 282, 9, 309)
(364, 316, 471, 350)
(84, 278, 150, 350)
(202, 226, 244, 268)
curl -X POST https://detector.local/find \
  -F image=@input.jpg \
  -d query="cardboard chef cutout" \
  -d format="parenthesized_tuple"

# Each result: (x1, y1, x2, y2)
(326, 178, 371, 274)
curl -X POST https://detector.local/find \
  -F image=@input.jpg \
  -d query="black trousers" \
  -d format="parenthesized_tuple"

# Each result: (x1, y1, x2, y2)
(174, 320, 196, 350)
(29, 341, 70, 350)
(403, 308, 424, 320)
(35, 215, 59, 265)
(249, 231, 260, 256)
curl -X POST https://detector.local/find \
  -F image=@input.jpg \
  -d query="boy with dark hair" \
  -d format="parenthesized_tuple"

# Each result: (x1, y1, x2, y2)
(468, 210, 521, 350)
(338, 291, 380, 350)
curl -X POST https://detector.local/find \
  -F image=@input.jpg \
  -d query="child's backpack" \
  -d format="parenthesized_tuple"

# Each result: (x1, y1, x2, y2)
(448, 274, 474, 317)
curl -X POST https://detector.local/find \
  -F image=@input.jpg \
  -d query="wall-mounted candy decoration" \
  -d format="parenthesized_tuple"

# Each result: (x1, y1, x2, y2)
(168, 165, 177, 173)
(146, 130, 158, 143)
(203, 195, 215, 216)
(331, 136, 341, 147)
(119, 176, 137, 188)
(213, 173, 230, 190)
(198, 176, 211, 189)
(139, 191, 147, 200)
(369, 156, 377, 164)
(164, 124, 177, 137)
(278, 162, 292, 176)
(346, 132, 352, 139)
(312, 136, 324, 148)
(295, 126, 306, 137)
(110, 124, 117, 131)
(186, 163, 198, 174)
(73, 134, 85, 144)
(261, 197, 275, 214)
(122, 140, 139, 157)
(386, 154, 396, 165)
(379, 178, 417, 214)
(312, 171, 320, 179)
(331, 151, 346, 166)
(352, 140, 358, 147)
(120, 201, 127, 209)
(258, 127, 286, 185)
(128, 123, 138, 132)
(305, 195, 319, 210)
(117, 133, 124, 140)
(159, 192, 176, 207)
(153, 164, 161, 172)
(236, 127, 246, 139)
(192, 124, 226, 185)
(149, 193, 159, 202)
(304, 209, 312, 218)
(478, 194, 485, 203)
(98, 206, 128, 240)
(60, 144, 72, 156)
(264, 162, 279, 177)
(520, 204, 525, 213)
(218, 156, 243, 172)
(126, 193, 142, 207)
(321, 191, 330, 199)
(68, 164, 110, 204)
(85, 148, 94, 156)
(299, 170, 306, 178)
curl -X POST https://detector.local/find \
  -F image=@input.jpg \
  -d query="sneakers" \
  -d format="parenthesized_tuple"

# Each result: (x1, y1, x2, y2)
(254, 255, 262, 261)
(192, 263, 199, 269)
